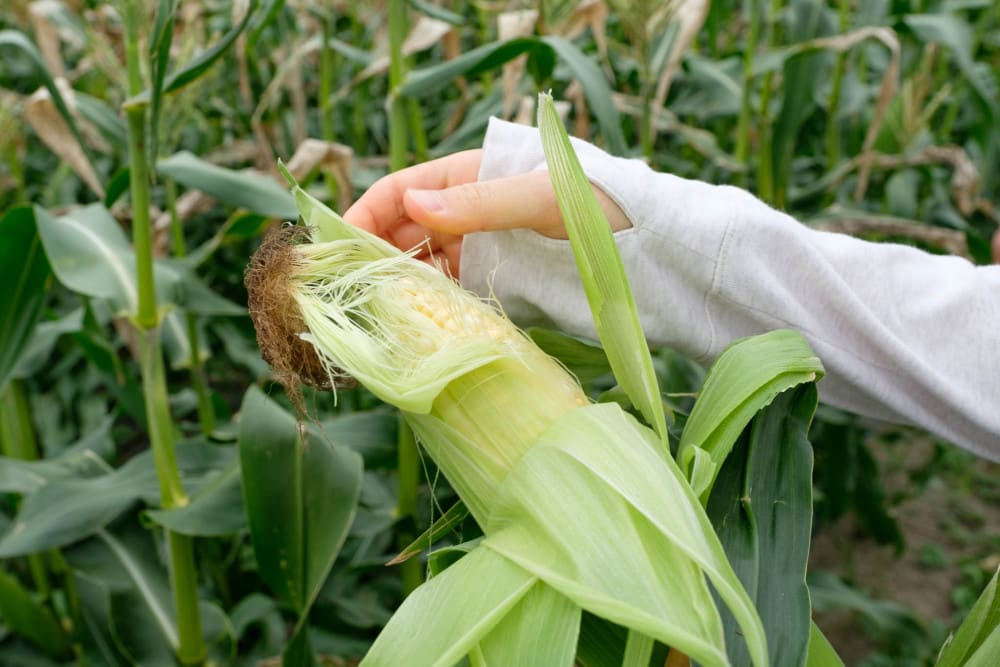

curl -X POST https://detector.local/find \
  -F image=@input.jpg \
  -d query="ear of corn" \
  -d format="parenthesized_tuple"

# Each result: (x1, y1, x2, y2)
(259, 96, 800, 665)
(269, 189, 767, 666)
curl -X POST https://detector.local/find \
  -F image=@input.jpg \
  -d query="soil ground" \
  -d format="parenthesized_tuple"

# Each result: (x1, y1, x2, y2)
(810, 429, 1000, 664)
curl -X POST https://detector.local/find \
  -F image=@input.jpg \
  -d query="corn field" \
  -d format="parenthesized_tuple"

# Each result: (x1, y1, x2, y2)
(0, 1, 998, 666)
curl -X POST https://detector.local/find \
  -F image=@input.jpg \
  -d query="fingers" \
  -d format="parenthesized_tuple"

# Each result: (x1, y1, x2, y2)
(342, 150, 483, 236)
(403, 171, 566, 238)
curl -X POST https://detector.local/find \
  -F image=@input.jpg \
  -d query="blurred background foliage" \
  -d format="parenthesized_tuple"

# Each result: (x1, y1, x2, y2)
(0, 0, 998, 665)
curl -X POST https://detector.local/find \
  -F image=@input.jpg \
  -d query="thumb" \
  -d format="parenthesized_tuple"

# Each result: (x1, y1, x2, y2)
(403, 171, 567, 238)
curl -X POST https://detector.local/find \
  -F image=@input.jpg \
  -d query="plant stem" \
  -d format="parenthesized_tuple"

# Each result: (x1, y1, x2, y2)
(407, 97, 428, 163)
(123, 1, 205, 662)
(388, 0, 409, 173)
(397, 415, 422, 595)
(388, 0, 422, 596)
(825, 0, 850, 174)
(0, 380, 38, 461)
(736, 0, 762, 187)
(755, 0, 782, 204)
(0, 381, 51, 597)
(166, 179, 216, 437)
(319, 14, 335, 143)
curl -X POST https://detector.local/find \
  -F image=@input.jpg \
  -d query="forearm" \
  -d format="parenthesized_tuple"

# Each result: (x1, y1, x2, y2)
(461, 118, 1000, 459)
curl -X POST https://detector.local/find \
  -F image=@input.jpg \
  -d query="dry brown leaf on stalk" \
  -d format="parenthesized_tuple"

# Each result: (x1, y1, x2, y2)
(818, 144, 993, 224)
(358, 16, 455, 81)
(498, 10, 538, 118)
(566, 80, 590, 138)
(234, 0, 253, 111)
(653, 0, 710, 108)
(283, 139, 354, 212)
(553, 0, 610, 63)
(24, 84, 104, 198)
(29, 0, 66, 78)
(809, 213, 972, 260)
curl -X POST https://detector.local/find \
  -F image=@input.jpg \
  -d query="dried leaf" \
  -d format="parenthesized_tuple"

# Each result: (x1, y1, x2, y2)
(808, 213, 971, 260)
(653, 0, 710, 108)
(498, 10, 539, 118)
(359, 17, 455, 80)
(24, 84, 104, 198)
(283, 139, 354, 211)
(29, 0, 65, 78)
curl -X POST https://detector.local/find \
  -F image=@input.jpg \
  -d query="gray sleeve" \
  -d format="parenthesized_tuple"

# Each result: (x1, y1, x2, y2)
(460, 118, 1000, 460)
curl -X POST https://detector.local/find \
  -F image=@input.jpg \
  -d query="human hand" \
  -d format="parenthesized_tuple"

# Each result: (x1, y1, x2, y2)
(342, 149, 630, 280)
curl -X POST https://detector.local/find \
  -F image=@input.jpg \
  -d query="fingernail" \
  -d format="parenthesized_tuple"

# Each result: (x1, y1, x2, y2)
(408, 189, 445, 213)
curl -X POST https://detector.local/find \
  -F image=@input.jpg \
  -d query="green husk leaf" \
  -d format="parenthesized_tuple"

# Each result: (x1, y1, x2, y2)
(360, 547, 537, 667)
(473, 582, 581, 667)
(678, 329, 824, 500)
(484, 402, 768, 667)
(537, 92, 669, 449)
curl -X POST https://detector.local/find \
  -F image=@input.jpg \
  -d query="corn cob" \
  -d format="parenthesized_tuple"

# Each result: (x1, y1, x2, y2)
(246, 178, 768, 666)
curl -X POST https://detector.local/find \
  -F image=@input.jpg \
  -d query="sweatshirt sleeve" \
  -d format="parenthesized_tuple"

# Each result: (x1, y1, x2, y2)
(460, 117, 1000, 461)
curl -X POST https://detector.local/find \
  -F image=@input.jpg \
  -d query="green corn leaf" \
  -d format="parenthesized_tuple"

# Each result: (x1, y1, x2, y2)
(148, 0, 178, 165)
(537, 92, 668, 448)
(360, 547, 538, 667)
(144, 459, 246, 536)
(0, 442, 233, 557)
(621, 631, 655, 667)
(399, 39, 625, 154)
(32, 204, 231, 368)
(905, 14, 998, 122)
(707, 384, 819, 667)
(163, 1, 257, 93)
(124, 0, 258, 107)
(389, 500, 469, 565)
(0, 570, 70, 658)
(95, 528, 180, 657)
(576, 613, 630, 667)
(82, 527, 235, 664)
(34, 205, 137, 311)
(238, 387, 363, 614)
(528, 328, 612, 384)
(0, 417, 113, 495)
(157, 152, 298, 219)
(806, 621, 845, 667)
(0, 207, 51, 393)
(678, 329, 824, 501)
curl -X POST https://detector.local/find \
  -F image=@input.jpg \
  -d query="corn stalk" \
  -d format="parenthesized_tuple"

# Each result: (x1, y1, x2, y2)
(122, 1, 204, 662)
